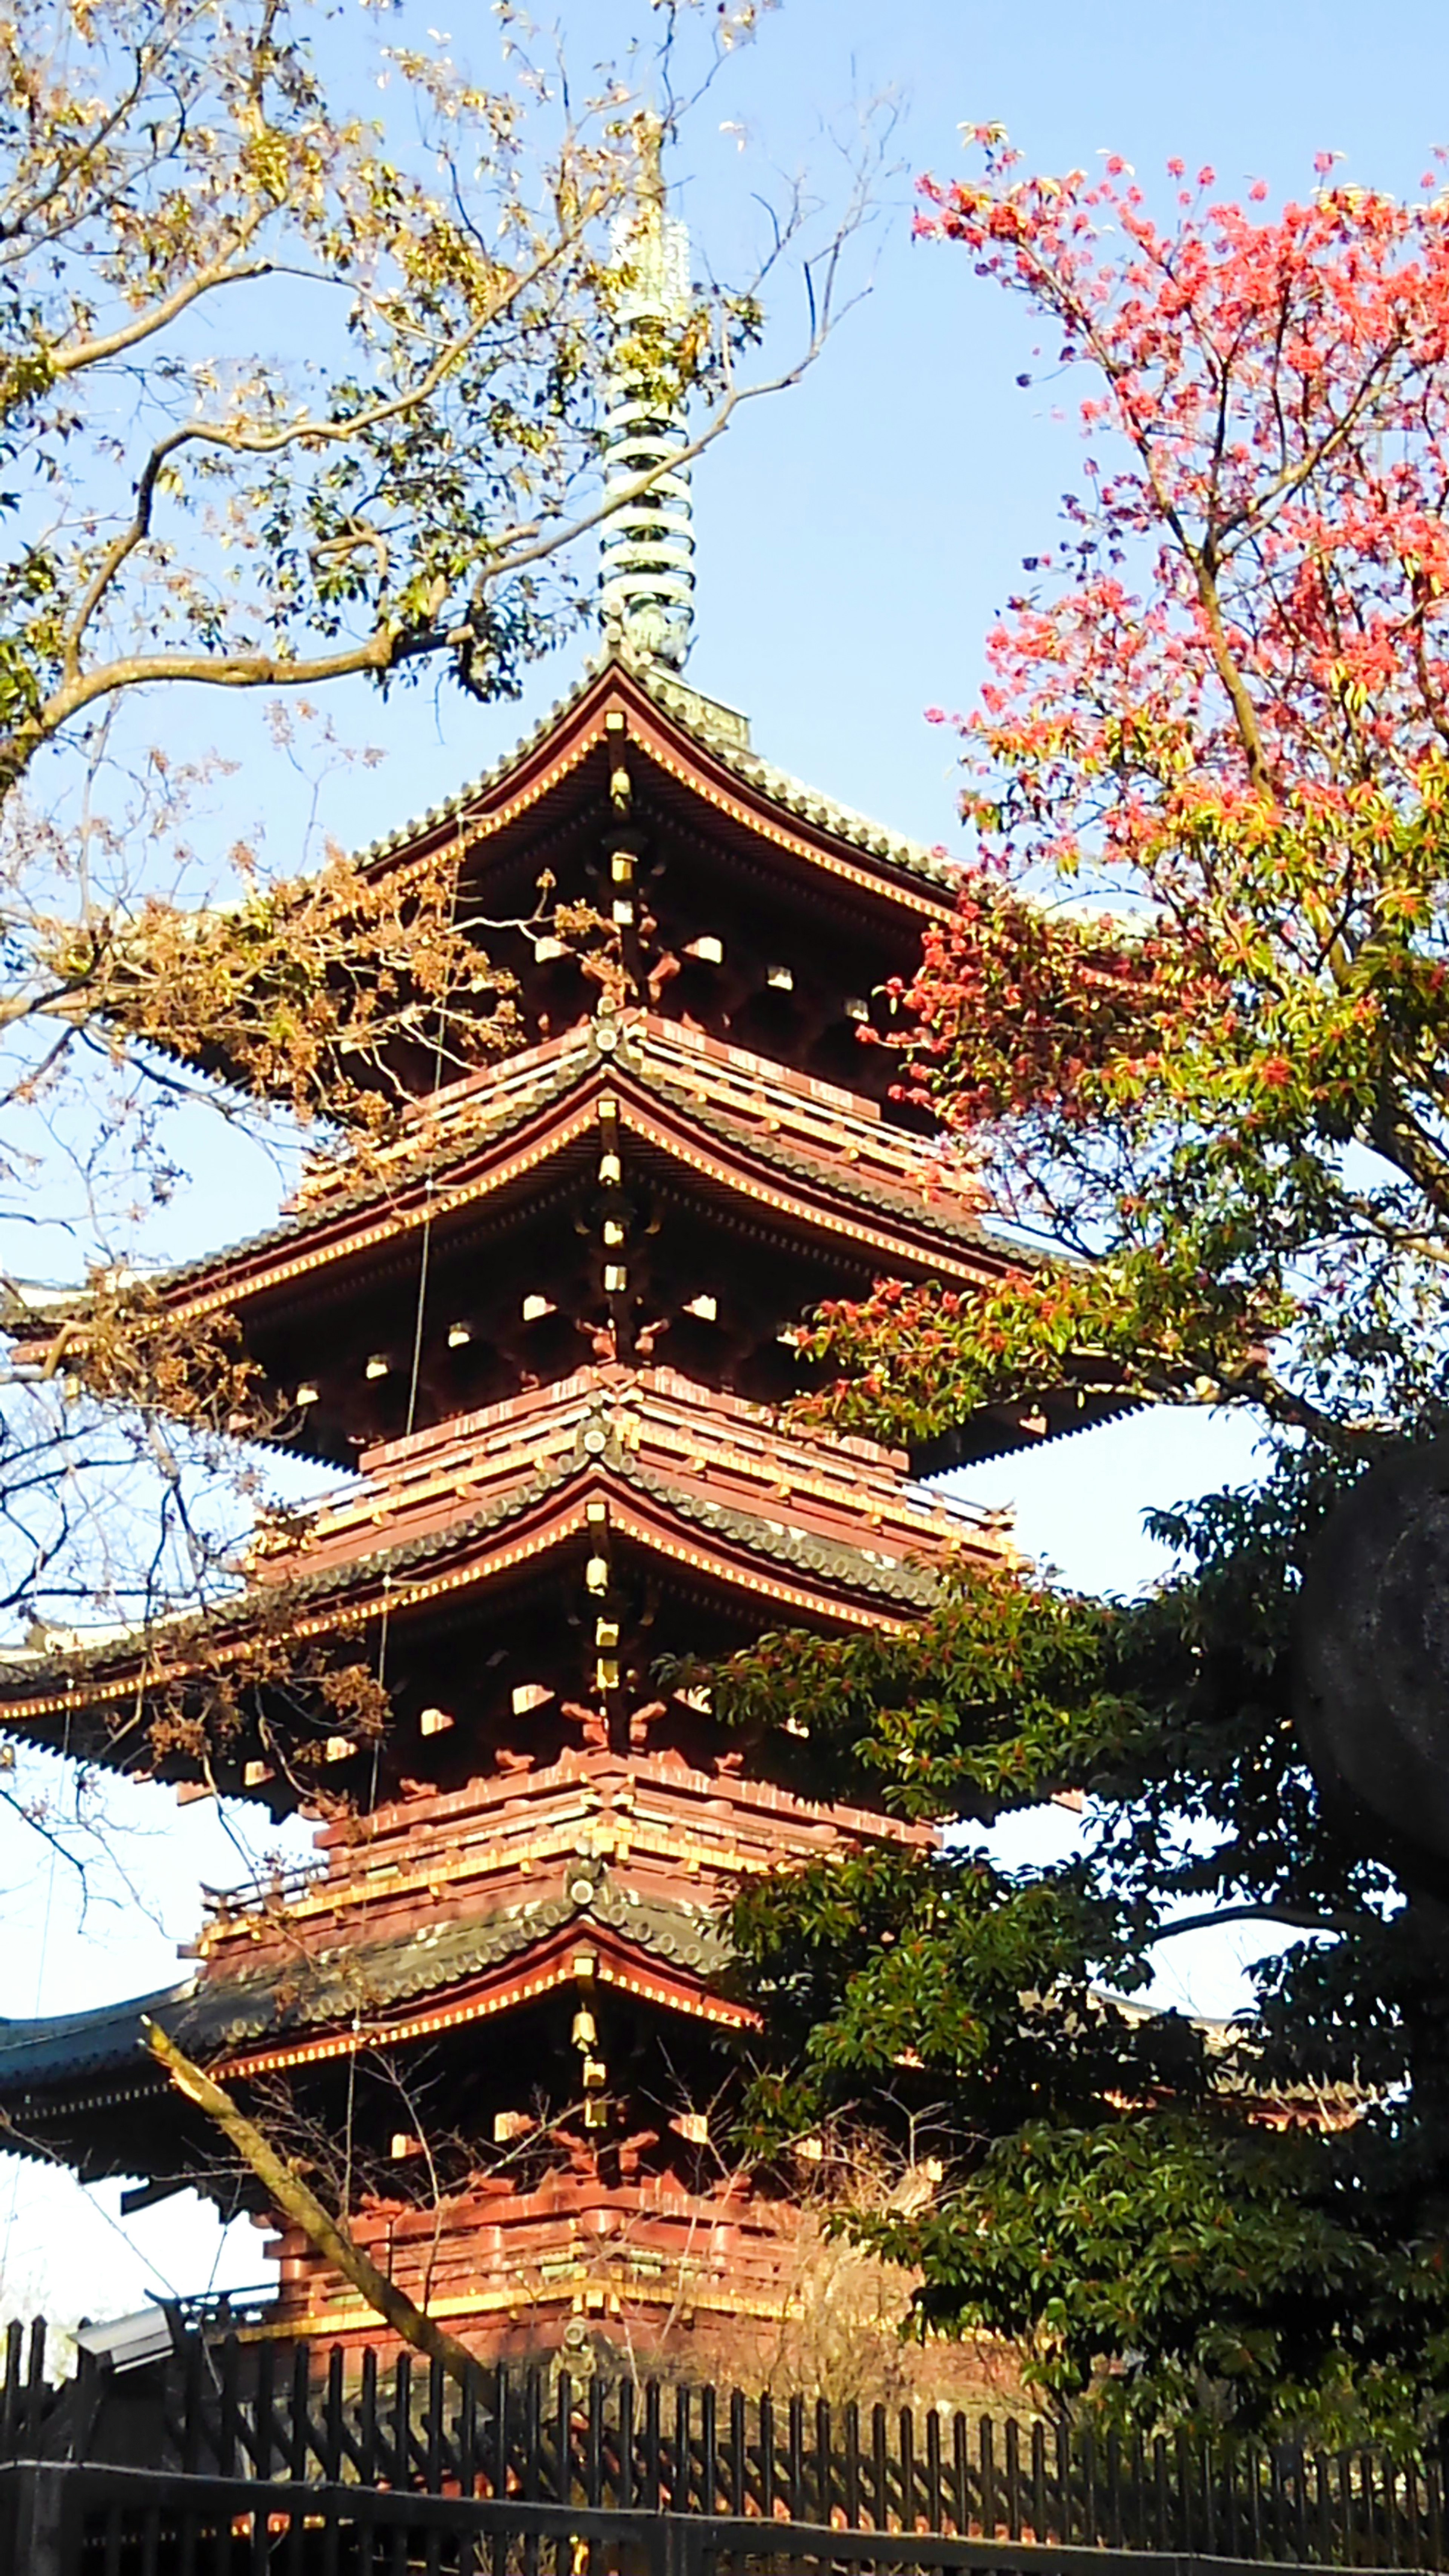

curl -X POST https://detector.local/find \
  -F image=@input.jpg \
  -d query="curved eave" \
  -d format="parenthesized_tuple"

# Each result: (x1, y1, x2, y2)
(66, 648, 958, 1128)
(0, 1982, 185, 2099)
(0, 1896, 747, 2123)
(914, 1376, 1140, 1470)
(218, 1919, 754, 2085)
(148, 1080, 1006, 1350)
(9, 1040, 1012, 1416)
(358, 658, 958, 924)
(0, 1449, 957, 1755)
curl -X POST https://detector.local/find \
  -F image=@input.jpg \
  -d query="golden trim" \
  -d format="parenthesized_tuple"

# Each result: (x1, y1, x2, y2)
(243, 2273, 805, 2341)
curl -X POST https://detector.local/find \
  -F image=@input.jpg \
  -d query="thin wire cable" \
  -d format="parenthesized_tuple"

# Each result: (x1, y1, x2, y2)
(339, 880, 459, 2218)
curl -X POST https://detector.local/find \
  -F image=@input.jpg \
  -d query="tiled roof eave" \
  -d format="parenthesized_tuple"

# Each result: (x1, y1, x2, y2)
(38, 1030, 1012, 1337)
(115, 1043, 595, 1310)
(254, 1441, 952, 1618)
(0, 1436, 953, 1735)
(355, 651, 961, 903)
(0, 1982, 187, 2090)
(641, 1076, 1008, 1263)
(0, 1891, 737, 2100)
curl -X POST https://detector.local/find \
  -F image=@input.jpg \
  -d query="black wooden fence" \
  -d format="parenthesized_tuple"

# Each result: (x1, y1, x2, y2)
(0, 2467, 1404, 2576)
(0, 2320, 1443, 2569)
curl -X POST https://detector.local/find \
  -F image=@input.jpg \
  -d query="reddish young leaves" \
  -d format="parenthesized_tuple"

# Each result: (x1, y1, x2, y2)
(817, 142, 1449, 1450)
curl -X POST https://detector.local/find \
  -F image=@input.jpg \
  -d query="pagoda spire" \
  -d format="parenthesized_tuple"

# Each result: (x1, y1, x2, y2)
(599, 117, 696, 669)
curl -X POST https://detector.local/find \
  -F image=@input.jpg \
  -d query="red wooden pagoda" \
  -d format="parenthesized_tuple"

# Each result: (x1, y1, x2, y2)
(0, 641, 1121, 2365)
(0, 176, 1126, 2356)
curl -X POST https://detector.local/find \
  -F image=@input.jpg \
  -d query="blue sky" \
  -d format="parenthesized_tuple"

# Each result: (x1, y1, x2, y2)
(0, 0, 1430, 2324)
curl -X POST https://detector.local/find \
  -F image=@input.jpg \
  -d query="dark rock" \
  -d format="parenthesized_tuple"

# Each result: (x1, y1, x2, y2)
(1296, 1438, 1449, 1898)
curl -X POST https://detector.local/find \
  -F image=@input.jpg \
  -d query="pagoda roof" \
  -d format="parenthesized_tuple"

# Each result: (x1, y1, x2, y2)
(357, 646, 959, 915)
(0, 1369, 993, 1756)
(275, 1367, 979, 1583)
(292, 1009, 997, 1250)
(119, 1014, 1007, 1341)
(5, 1016, 1130, 1468)
(0, 1879, 745, 2136)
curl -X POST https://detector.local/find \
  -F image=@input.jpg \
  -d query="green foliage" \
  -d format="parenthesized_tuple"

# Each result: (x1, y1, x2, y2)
(875, 2116, 1449, 2451)
(0, 0, 800, 793)
(725, 1447, 1449, 2438)
(705, 1565, 1143, 1819)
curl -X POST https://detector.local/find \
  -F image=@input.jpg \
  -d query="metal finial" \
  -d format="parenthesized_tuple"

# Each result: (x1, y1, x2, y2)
(599, 118, 696, 669)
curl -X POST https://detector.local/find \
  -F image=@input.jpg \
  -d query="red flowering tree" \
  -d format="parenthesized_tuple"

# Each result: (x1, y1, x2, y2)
(724, 145, 1449, 2439)
(815, 133, 1449, 1455)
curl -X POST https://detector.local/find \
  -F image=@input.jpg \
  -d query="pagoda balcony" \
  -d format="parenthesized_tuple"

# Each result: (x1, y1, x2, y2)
(248, 1363, 1002, 1590)
(193, 1735, 933, 1977)
(288, 1009, 986, 1229)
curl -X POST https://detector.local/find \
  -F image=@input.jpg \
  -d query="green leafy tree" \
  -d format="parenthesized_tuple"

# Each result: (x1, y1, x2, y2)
(720, 136, 1449, 2441)
(0, 0, 835, 794)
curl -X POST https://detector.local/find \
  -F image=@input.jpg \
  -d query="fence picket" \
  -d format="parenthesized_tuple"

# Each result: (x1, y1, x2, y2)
(896, 2405, 914, 2535)
(617, 2375, 635, 2513)
(643, 2378, 661, 2515)
(843, 2399, 861, 2530)
(701, 2382, 718, 2516)
(1312, 2448, 1332, 2567)
(1030, 2419, 1048, 2547)
(21, 2321, 44, 2461)
(1100, 2428, 1116, 2551)
(490, 2364, 508, 2506)
(1052, 2420, 1069, 2547)
(788, 2394, 804, 2522)
(1175, 2427, 1192, 2556)
(952, 2409, 970, 2540)
(246, 2341, 273, 2480)
(585, 2371, 603, 2510)
(924, 2404, 943, 2534)
(1292, 2443, 1309, 2565)
(870, 2401, 888, 2531)
(551, 2368, 569, 2513)
(215, 2335, 241, 2484)
(524, 2365, 542, 2506)
(727, 2386, 744, 2518)
(675, 2382, 691, 2514)
(0, 2323, 17, 2458)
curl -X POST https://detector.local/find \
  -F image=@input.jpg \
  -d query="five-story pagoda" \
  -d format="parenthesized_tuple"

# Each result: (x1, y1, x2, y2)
(0, 183, 1101, 2369)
